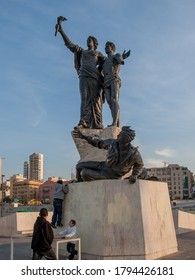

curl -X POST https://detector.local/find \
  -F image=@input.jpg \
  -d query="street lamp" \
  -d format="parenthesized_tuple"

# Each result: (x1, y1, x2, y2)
(1, 174, 5, 217)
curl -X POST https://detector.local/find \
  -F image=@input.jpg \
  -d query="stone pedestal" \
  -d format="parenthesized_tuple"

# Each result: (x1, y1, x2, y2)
(63, 179, 178, 260)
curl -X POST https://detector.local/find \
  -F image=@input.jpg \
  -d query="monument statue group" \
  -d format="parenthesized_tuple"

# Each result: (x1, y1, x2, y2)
(55, 17, 144, 183)
(54, 17, 178, 260)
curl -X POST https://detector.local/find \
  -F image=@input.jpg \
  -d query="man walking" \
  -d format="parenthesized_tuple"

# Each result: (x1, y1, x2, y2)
(31, 208, 56, 260)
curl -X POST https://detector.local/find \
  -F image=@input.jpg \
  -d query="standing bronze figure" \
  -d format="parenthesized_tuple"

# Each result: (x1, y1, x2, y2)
(103, 41, 130, 127)
(55, 19, 105, 129)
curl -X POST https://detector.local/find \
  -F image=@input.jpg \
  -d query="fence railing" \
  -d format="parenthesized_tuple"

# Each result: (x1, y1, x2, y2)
(10, 234, 81, 260)
(55, 238, 81, 260)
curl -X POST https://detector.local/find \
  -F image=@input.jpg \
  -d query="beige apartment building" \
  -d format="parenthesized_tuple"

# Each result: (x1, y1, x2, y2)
(12, 179, 42, 203)
(147, 164, 194, 200)
(10, 174, 25, 199)
(8, 174, 68, 203)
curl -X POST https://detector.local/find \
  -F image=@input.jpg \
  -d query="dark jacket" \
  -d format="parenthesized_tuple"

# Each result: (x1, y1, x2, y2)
(31, 216, 54, 252)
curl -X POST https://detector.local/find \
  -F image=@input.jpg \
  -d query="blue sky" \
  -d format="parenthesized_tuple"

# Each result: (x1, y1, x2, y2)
(1, 0, 195, 180)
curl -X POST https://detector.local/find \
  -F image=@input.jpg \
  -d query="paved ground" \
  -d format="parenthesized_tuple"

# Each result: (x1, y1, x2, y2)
(0, 237, 32, 260)
(0, 231, 195, 260)
(159, 231, 195, 260)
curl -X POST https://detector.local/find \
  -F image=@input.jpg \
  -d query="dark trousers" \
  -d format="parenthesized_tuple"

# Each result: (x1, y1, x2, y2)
(67, 243, 77, 260)
(32, 248, 57, 260)
(51, 199, 63, 225)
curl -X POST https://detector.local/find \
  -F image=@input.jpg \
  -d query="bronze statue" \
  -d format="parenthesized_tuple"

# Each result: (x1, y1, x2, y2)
(102, 41, 130, 127)
(73, 126, 143, 183)
(55, 18, 105, 129)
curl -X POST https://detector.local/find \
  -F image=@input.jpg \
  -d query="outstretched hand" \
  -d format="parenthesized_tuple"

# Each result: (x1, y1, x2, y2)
(55, 16, 66, 36)
(72, 128, 84, 139)
(129, 175, 137, 184)
(122, 50, 131, 59)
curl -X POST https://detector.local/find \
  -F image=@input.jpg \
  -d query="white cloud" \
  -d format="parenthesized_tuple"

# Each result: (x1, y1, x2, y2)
(155, 148, 175, 158)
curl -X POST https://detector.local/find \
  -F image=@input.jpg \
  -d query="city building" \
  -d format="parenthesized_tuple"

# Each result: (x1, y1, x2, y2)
(23, 161, 30, 179)
(29, 153, 44, 181)
(0, 177, 7, 202)
(147, 164, 195, 200)
(12, 179, 42, 203)
(3, 179, 10, 198)
(9, 174, 25, 199)
(38, 178, 57, 204)
(39, 177, 68, 204)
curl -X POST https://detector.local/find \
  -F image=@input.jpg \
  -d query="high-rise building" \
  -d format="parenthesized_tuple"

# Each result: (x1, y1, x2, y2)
(29, 153, 44, 181)
(23, 161, 30, 179)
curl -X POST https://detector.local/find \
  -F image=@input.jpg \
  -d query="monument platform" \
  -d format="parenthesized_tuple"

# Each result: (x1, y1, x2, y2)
(63, 179, 178, 260)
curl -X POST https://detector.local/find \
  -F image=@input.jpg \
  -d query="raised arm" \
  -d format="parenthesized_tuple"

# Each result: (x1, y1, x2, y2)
(55, 20, 77, 53)
(113, 49, 131, 66)
(72, 129, 100, 147)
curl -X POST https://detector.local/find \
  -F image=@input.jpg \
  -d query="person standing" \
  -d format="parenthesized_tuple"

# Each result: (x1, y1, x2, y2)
(55, 21, 105, 129)
(31, 208, 56, 260)
(51, 179, 69, 228)
(103, 41, 130, 127)
(58, 219, 77, 260)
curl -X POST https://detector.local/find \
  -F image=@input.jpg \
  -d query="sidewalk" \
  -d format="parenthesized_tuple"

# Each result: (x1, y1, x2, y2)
(159, 230, 195, 260)
(1, 231, 195, 260)
(0, 236, 32, 260)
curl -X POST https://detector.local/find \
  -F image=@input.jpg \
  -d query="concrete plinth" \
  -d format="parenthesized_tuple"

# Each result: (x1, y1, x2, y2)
(63, 179, 178, 260)
(0, 212, 53, 236)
